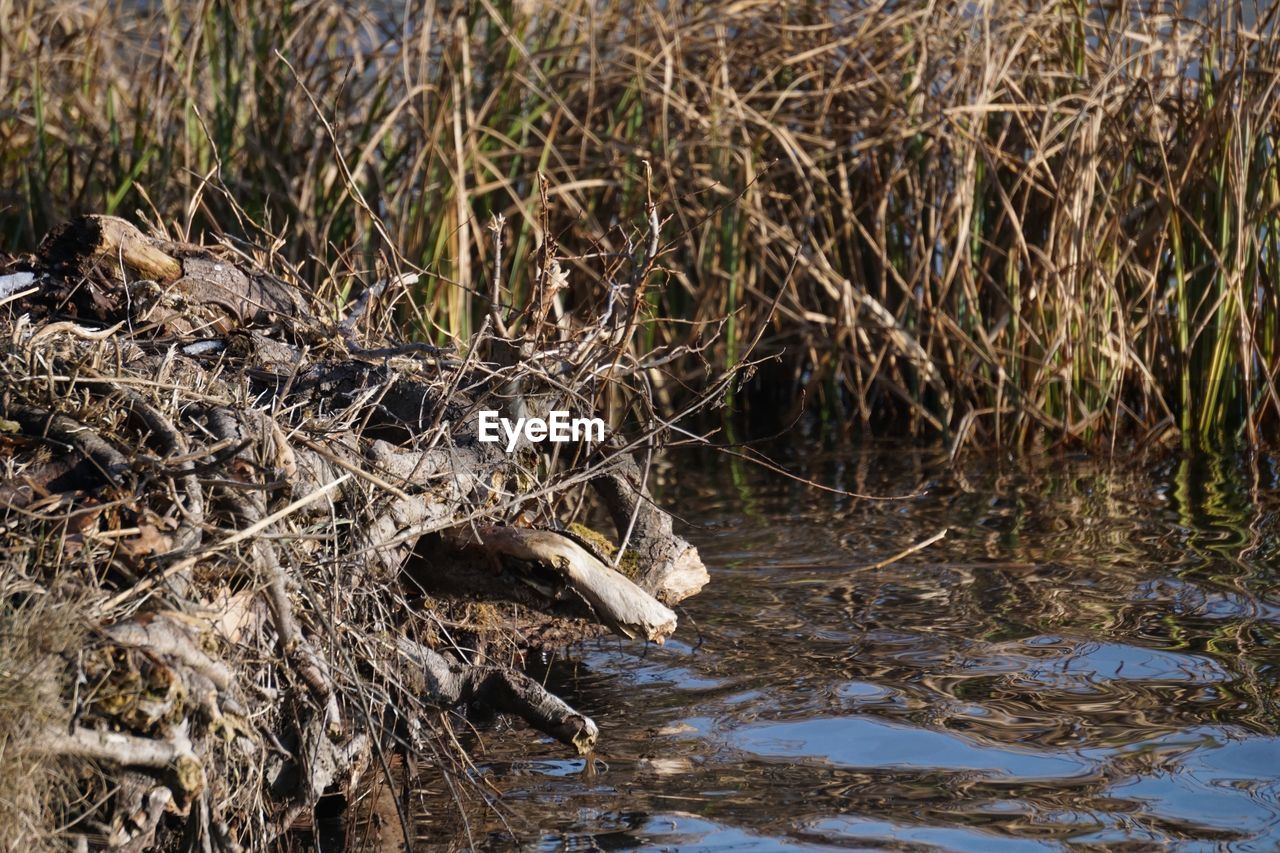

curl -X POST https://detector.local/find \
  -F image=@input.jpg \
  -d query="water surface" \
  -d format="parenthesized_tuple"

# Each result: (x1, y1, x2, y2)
(413, 446, 1280, 850)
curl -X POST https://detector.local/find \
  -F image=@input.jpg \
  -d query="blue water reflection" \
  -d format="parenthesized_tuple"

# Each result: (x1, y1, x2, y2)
(413, 448, 1280, 849)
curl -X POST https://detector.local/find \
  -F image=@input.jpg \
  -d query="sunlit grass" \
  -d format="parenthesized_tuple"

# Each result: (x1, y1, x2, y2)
(2, 0, 1278, 450)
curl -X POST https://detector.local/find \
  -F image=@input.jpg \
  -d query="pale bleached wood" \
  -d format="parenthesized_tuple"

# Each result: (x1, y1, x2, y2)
(93, 216, 182, 282)
(474, 524, 678, 643)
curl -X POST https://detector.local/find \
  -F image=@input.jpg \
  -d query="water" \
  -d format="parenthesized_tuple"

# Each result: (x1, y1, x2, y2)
(409, 445, 1280, 850)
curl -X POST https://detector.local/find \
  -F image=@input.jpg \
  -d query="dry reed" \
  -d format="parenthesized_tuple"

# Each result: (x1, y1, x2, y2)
(2, 0, 1278, 450)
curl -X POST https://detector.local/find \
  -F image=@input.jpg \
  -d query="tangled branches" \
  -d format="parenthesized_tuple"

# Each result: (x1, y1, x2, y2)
(0, 214, 713, 850)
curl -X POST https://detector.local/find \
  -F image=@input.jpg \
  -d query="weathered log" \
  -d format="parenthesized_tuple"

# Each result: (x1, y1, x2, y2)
(467, 524, 678, 643)
(39, 215, 182, 283)
(592, 452, 709, 604)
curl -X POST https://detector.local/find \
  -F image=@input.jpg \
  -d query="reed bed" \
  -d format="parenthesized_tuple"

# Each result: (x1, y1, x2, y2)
(2, 0, 1278, 450)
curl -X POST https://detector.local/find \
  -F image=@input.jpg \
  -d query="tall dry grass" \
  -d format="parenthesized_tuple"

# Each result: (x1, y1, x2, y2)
(2, 0, 1278, 450)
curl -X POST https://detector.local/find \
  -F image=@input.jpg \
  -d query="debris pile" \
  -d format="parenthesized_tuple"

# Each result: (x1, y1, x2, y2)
(0, 215, 709, 850)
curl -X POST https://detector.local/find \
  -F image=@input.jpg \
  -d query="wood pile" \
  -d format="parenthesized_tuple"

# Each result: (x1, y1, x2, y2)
(0, 215, 710, 850)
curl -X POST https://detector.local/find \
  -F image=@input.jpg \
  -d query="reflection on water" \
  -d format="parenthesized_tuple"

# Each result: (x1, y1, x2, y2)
(411, 446, 1280, 850)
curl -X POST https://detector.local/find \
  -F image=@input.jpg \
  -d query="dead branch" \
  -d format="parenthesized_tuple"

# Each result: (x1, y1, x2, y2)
(396, 638, 598, 754)
(468, 524, 678, 643)
(591, 451, 709, 604)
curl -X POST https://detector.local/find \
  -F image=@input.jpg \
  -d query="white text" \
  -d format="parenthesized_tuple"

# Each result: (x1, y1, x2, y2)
(478, 410, 605, 453)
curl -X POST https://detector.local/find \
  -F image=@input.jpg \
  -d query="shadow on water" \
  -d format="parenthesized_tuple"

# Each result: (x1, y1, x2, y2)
(401, 445, 1280, 850)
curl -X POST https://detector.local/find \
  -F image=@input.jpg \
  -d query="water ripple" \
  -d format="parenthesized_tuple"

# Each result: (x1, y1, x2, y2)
(407, 448, 1280, 849)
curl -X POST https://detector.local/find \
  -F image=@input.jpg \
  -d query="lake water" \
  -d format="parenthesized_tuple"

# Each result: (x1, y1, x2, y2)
(406, 444, 1280, 850)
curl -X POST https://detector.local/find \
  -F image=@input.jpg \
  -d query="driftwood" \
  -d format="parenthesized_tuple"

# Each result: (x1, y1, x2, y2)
(592, 451, 709, 604)
(466, 524, 678, 642)
(40, 214, 183, 283)
(0, 214, 714, 850)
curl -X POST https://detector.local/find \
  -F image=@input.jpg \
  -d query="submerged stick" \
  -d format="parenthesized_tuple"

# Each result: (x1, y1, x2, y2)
(397, 638, 599, 754)
(860, 528, 949, 571)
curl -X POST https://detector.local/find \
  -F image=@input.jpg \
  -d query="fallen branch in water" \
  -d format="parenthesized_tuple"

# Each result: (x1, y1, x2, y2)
(397, 638, 599, 753)
(467, 524, 678, 643)
(860, 528, 949, 570)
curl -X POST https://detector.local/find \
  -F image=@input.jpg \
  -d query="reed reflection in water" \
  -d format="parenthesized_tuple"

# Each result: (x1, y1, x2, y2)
(403, 446, 1280, 850)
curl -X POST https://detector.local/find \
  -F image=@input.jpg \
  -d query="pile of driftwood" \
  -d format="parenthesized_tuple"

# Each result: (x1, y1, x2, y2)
(0, 215, 711, 850)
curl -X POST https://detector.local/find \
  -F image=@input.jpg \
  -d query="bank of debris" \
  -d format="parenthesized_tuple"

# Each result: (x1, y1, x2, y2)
(0, 214, 716, 850)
